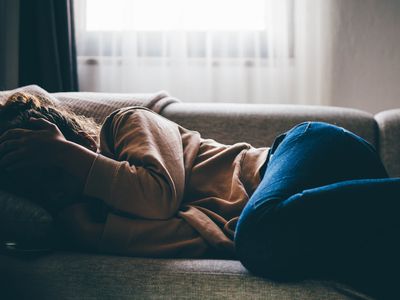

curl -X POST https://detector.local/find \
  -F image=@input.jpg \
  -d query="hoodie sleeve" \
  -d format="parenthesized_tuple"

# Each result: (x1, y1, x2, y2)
(83, 107, 186, 220)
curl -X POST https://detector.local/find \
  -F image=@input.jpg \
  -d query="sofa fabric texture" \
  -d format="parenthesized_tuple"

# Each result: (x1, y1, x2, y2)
(0, 253, 373, 300)
(0, 87, 399, 299)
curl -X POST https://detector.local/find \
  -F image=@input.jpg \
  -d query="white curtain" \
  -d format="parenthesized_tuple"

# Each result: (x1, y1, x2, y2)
(74, 0, 333, 105)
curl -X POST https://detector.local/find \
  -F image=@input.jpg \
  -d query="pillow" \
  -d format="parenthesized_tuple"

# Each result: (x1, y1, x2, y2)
(0, 190, 57, 256)
(0, 85, 61, 256)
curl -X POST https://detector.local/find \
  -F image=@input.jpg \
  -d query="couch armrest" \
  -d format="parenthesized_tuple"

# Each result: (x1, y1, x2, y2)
(375, 109, 400, 177)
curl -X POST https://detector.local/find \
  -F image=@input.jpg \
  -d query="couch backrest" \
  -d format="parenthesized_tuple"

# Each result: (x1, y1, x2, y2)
(50, 92, 399, 178)
(161, 102, 378, 149)
(2, 87, 397, 177)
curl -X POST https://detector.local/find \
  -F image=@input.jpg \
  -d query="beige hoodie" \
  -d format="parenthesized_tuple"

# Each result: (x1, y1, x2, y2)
(74, 107, 268, 258)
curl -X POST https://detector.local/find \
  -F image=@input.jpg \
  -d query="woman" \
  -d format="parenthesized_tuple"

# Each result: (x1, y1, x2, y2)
(0, 92, 267, 257)
(0, 92, 399, 285)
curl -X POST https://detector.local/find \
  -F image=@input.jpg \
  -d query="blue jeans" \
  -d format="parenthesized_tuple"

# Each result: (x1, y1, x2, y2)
(235, 122, 400, 284)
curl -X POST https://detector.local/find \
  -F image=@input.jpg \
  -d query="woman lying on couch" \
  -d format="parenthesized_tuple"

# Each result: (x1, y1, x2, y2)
(0, 92, 399, 285)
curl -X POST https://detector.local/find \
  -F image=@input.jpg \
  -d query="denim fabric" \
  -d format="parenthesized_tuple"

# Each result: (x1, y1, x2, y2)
(235, 122, 400, 284)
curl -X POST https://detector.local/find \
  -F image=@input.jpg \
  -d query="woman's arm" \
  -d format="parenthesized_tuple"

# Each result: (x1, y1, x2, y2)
(56, 140, 98, 192)
(57, 202, 210, 257)
(0, 108, 187, 220)
(83, 108, 186, 220)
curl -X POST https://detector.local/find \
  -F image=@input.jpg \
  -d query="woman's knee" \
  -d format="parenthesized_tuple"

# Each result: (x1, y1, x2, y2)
(235, 200, 301, 279)
(235, 218, 273, 277)
(235, 221, 303, 280)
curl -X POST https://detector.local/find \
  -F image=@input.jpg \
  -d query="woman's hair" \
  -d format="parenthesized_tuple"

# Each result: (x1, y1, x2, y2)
(0, 92, 101, 147)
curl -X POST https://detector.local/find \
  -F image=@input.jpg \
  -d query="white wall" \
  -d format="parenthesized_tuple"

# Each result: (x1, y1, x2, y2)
(329, 0, 400, 113)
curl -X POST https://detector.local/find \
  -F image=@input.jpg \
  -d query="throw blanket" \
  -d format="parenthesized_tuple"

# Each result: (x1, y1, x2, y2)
(0, 85, 179, 123)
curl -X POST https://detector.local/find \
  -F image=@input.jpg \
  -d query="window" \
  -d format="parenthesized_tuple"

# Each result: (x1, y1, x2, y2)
(76, 0, 294, 59)
(86, 0, 267, 31)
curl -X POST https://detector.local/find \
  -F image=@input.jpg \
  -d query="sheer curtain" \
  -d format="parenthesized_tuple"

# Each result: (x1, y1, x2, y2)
(74, 0, 332, 105)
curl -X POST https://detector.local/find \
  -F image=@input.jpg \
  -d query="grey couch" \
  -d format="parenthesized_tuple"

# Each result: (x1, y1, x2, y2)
(1, 87, 399, 299)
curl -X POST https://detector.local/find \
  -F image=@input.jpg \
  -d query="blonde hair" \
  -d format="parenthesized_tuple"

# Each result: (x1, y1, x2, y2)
(0, 92, 101, 147)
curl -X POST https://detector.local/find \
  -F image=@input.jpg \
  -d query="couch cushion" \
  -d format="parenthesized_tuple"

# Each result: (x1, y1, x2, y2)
(162, 103, 378, 150)
(0, 253, 373, 299)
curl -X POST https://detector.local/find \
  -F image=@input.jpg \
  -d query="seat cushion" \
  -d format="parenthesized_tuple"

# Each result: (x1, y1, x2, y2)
(0, 252, 373, 299)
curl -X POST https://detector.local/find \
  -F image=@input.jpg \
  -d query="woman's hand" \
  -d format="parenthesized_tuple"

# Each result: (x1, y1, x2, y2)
(0, 117, 98, 197)
(0, 118, 69, 171)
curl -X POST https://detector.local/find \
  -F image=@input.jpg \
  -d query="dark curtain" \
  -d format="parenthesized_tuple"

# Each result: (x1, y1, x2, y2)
(19, 0, 79, 92)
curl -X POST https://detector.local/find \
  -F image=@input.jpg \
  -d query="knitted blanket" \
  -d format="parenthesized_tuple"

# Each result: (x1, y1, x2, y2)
(0, 85, 179, 123)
